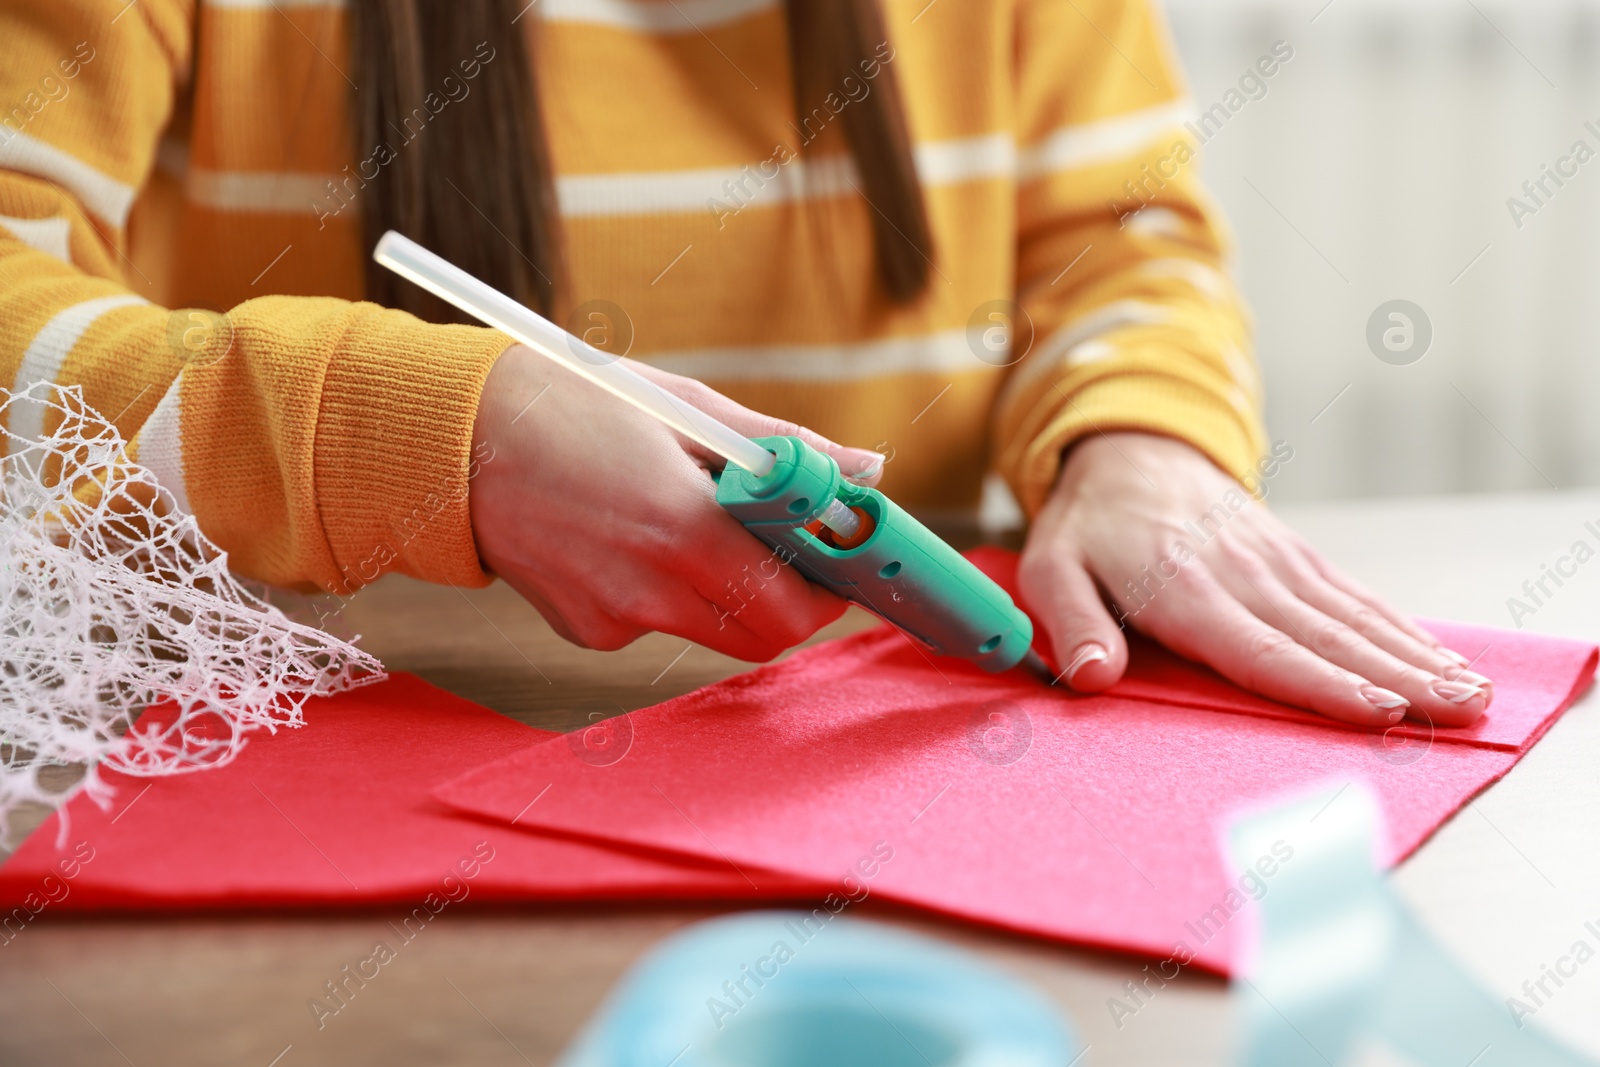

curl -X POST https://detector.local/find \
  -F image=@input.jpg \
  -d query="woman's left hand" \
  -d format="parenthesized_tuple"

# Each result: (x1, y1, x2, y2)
(1017, 432, 1492, 727)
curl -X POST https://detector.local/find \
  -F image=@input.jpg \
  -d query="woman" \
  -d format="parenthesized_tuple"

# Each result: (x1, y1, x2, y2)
(0, 0, 1489, 725)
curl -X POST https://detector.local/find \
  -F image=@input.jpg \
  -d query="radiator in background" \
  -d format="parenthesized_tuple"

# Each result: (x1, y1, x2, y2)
(1163, 0, 1600, 502)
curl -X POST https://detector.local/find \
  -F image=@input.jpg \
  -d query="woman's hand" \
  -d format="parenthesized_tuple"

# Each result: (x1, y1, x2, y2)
(1018, 432, 1491, 727)
(469, 344, 884, 661)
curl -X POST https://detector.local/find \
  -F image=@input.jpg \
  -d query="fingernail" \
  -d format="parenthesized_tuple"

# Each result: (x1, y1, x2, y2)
(1063, 642, 1109, 685)
(1446, 668, 1492, 689)
(1361, 685, 1409, 713)
(847, 452, 884, 479)
(1438, 647, 1471, 668)
(1431, 678, 1486, 704)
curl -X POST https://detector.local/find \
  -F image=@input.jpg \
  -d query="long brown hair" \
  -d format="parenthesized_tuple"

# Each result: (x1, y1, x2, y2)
(350, 0, 931, 322)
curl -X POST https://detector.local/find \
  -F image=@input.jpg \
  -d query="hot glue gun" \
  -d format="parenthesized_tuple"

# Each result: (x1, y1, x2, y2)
(374, 232, 1045, 676)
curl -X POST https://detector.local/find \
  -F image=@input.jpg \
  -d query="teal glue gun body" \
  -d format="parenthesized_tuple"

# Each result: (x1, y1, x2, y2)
(714, 436, 1034, 672)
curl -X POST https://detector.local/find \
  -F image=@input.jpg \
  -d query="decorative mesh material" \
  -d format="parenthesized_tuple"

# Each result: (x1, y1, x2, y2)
(0, 382, 382, 845)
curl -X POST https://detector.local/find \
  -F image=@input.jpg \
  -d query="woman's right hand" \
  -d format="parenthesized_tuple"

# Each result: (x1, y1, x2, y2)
(468, 344, 885, 661)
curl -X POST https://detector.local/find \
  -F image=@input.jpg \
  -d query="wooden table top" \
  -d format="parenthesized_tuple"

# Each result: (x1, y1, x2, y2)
(5, 492, 1600, 1066)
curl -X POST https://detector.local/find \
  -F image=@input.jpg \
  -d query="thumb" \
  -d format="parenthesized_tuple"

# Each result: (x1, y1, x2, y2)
(645, 368, 886, 486)
(1020, 550, 1128, 692)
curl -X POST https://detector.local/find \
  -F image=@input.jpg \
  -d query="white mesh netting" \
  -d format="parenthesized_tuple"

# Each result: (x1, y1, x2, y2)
(0, 381, 382, 846)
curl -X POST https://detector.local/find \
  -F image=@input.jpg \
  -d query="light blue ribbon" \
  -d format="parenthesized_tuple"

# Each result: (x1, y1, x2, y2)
(552, 910, 1080, 1067)
(1228, 783, 1596, 1067)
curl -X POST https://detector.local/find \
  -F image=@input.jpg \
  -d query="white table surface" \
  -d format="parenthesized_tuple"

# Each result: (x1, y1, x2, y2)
(1281, 490, 1600, 1064)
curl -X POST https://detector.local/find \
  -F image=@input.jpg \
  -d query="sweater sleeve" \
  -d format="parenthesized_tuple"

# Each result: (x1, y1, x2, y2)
(991, 0, 1270, 515)
(0, 0, 513, 595)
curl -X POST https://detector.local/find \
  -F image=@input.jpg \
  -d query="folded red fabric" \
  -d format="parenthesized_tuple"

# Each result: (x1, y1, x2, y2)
(0, 674, 818, 914)
(433, 550, 1597, 974)
(956, 548, 1577, 752)
(1113, 620, 1567, 750)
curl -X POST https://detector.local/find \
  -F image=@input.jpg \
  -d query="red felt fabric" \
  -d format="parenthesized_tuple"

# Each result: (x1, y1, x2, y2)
(433, 550, 1597, 974)
(0, 674, 818, 912)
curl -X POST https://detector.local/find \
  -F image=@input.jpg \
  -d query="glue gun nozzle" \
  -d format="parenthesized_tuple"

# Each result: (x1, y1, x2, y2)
(1021, 649, 1056, 685)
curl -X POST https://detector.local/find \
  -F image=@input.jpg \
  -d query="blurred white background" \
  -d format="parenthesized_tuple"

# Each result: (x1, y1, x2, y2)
(1161, 0, 1600, 502)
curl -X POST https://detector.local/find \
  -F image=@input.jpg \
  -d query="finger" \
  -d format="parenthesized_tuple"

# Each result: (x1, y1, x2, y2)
(1250, 534, 1493, 693)
(636, 365, 886, 486)
(1137, 568, 1409, 727)
(684, 574, 845, 662)
(679, 508, 849, 654)
(1279, 531, 1469, 661)
(1217, 561, 1489, 727)
(526, 499, 834, 660)
(587, 573, 794, 663)
(1018, 550, 1126, 691)
(672, 587, 798, 663)
(708, 396, 885, 485)
(576, 560, 808, 663)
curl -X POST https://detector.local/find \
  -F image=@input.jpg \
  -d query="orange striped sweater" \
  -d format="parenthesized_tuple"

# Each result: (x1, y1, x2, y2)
(0, 0, 1265, 598)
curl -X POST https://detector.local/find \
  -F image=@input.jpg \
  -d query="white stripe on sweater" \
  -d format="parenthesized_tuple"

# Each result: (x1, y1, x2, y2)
(179, 132, 1015, 220)
(170, 106, 1182, 220)
(644, 328, 987, 383)
(202, 0, 346, 8)
(538, 0, 775, 32)
(186, 168, 337, 215)
(0, 129, 136, 227)
(200, 0, 774, 25)
(0, 213, 72, 264)
(135, 378, 192, 515)
(998, 299, 1173, 409)
(7, 294, 150, 449)
(173, 104, 1192, 219)
(555, 133, 1017, 217)
(1018, 100, 1195, 178)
